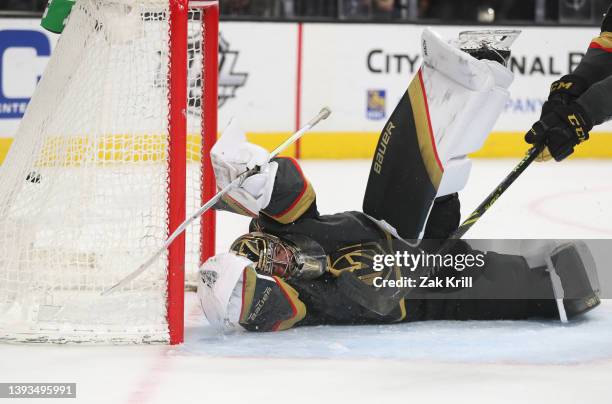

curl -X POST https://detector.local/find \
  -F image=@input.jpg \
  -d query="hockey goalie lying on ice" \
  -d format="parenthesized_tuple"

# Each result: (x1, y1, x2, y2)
(197, 29, 601, 332)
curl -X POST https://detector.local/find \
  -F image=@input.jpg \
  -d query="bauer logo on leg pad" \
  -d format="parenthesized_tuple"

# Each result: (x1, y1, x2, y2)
(373, 121, 396, 174)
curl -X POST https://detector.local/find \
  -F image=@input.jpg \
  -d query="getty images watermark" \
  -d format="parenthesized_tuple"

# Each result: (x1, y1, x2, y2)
(372, 251, 486, 289)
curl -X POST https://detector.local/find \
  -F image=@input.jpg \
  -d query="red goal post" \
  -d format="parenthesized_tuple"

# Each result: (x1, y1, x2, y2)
(168, 0, 219, 345)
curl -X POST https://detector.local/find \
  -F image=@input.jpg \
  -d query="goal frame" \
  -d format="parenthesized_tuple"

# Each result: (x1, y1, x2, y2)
(168, 0, 218, 345)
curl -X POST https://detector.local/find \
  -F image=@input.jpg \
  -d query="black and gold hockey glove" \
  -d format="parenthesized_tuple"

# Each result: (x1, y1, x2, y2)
(526, 101, 593, 162)
(540, 74, 589, 118)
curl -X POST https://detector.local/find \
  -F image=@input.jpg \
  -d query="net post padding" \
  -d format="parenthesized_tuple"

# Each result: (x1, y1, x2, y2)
(167, 0, 188, 345)
(200, 2, 218, 272)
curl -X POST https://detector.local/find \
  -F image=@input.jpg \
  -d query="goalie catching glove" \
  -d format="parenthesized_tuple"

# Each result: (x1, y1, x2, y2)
(197, 252, 308, 332)
(198, 233, 327, 331)
(211, 119, 278, 217)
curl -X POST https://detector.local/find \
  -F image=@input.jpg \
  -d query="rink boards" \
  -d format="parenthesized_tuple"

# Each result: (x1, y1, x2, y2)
(0, 18, 611, 160)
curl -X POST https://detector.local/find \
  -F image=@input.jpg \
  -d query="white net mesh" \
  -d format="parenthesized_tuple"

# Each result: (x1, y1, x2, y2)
(0, 0, 212, 344)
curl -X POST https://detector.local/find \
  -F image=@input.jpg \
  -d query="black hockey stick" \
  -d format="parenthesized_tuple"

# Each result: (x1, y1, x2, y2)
(337, 143, 545, 316)
(445, 144, 545, 241)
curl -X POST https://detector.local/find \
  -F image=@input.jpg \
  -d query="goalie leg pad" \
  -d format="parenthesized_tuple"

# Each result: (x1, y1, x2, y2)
(421, 29, 514, 196)
(416, 250, 558, 321)
(547, 242, 601, 320)
(363, 28, 515, 239)
(522, 241, 601, 320)
(363, 87, 440, 240)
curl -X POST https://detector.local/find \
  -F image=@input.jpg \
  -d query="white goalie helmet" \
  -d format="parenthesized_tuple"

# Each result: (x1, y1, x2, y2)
(197, 252, 254, 329)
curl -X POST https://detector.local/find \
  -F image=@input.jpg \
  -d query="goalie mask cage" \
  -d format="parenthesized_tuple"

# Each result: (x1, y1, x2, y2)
(0, 0, 218, 344)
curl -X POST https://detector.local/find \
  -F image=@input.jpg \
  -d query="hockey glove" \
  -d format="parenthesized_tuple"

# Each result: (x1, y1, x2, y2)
(540, 74, 589, 118)
(198, 253, 307, 332)
(526, 101, 593, 162)
(211, 120, 278, 216)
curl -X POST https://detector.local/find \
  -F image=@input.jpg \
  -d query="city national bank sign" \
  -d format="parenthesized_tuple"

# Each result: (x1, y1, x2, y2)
(0, 29, 51, 119)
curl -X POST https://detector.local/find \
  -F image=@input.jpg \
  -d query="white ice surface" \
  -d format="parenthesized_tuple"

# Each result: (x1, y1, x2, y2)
(1, 159, 612, 403)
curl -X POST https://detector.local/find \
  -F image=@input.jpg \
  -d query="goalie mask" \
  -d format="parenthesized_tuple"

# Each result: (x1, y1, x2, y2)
(230, 232, 327, 280)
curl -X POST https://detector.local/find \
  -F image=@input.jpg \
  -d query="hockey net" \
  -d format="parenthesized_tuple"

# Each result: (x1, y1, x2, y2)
(0, 0, 218, 344)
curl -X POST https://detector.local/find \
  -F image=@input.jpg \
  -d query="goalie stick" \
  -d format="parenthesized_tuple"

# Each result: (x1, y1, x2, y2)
(337, 143, 545, 316)
(102, 107, 332, 296)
